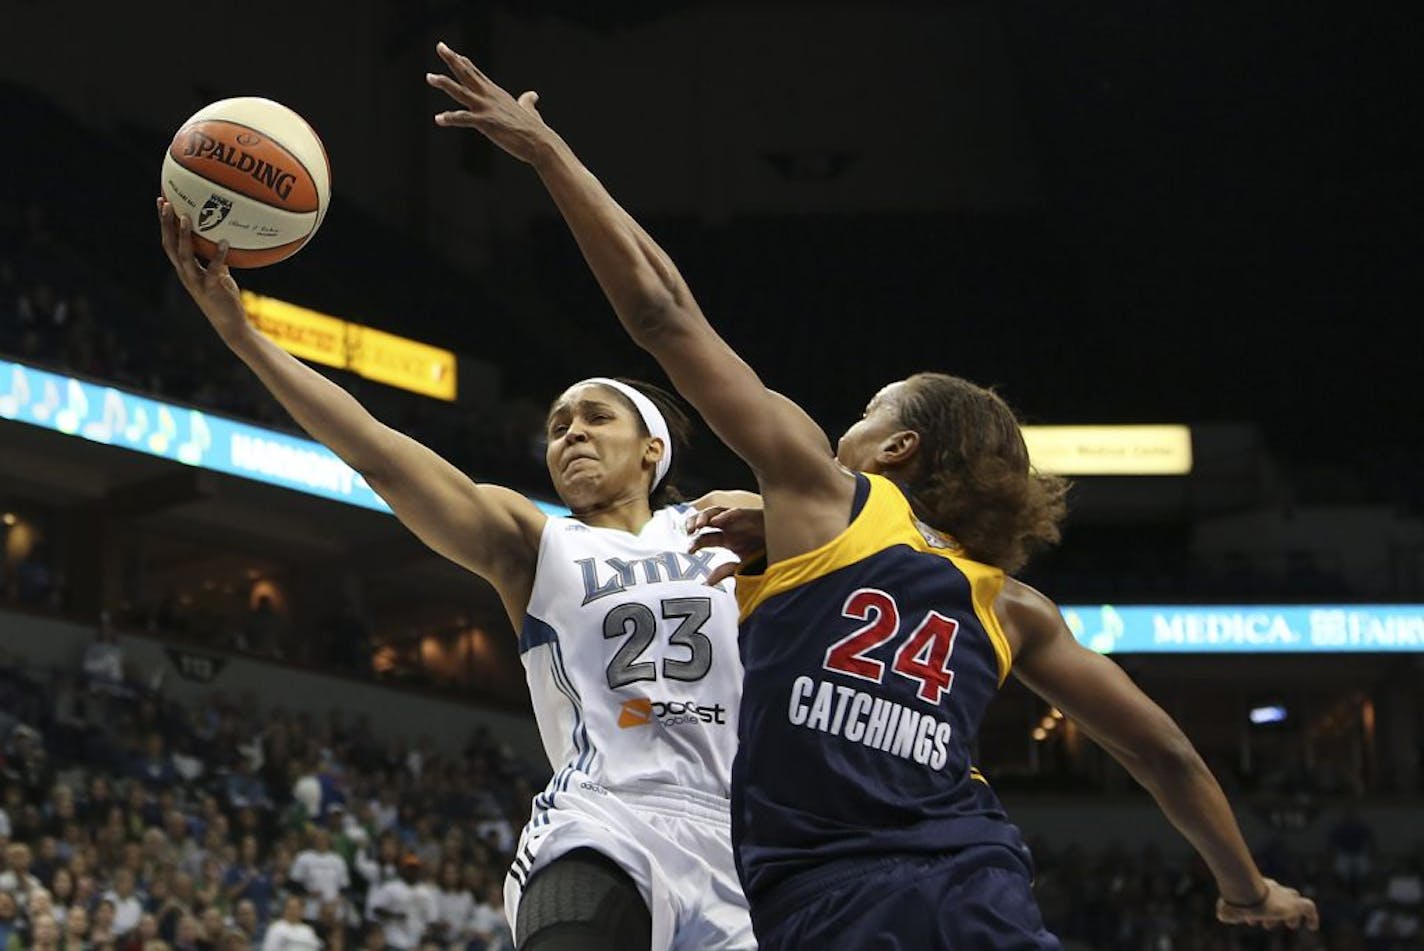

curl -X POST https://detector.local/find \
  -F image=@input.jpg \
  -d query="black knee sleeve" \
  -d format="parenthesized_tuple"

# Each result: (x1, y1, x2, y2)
(516, 848, 652, 951)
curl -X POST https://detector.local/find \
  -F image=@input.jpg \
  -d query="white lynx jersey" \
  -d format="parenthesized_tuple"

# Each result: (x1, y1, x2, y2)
(519, 505, 744, 801)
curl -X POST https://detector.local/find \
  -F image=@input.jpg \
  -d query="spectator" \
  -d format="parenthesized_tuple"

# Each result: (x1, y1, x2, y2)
(198, 907, 225, 951)
(223, 837, 273, 924)
(34, 837, 61, 890)
(15, 544, 54, 607)
(1328, 807, 1375, 892)
(425, 862, 471, 949)
(83, 615, 126, 693)
(364, 856, 430, 951)
(288, 830, 346, 922)
(90, 898, 117, 947)
(102, 868, 144, 938)
(242, 599, 283, 660)
(49, 869, 74, 917)
(6, 728, 53, 804)
(0, 892, 20, 951)
(29, 888, 57, 928)
(290, 759, 321, 825)
(231, 900, 259, 945)
(261, 897, 319, 951)
(312, 902, 344, 951)
(59, 905, 86, 951)
(30, 912, 59, 951)
(130, 736, 178, 791)
(172, 914, 201, 951)
(129, 912, 160, 950)
(155, 874, 194, 944)
(465, 882, 510, 951)
(194, 857, 226, 916)
(73, 876, 98, 914)
(0, 844, 41, 906)
(224, 761, 270, 813)
(164, 815, 200, 880)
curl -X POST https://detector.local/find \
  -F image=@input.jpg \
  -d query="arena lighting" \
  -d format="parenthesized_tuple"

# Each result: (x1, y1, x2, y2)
(0, 357, 569, 517)
(1061, 603, 1424, 653)
(1, 512, 14, 526)
(1249, 705, 1288, 725)
(1020, 425, 1192, 475)
(241, 292, 458, 402)
(1031, 727, 1048, 741)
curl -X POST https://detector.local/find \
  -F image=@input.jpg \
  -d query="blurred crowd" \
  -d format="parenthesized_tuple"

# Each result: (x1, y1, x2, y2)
(3, 625, 1422, 951)
(1030, 831, 1424, 951)
(0, 639, 542, 951)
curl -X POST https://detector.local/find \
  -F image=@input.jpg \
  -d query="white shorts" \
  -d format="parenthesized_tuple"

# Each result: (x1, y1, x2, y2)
(504, 775, 754, 951)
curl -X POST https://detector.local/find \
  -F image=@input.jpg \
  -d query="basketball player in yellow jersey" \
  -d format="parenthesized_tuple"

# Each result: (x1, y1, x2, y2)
(429, 42, 1320, 947)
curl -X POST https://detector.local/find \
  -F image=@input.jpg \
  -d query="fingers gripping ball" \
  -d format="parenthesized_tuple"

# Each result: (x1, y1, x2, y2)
(160, 97, 330, 268)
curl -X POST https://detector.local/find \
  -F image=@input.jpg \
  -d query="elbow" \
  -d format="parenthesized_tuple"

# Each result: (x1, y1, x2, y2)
(1126, 730, 1207, 787)
(624, 295, 683, 348)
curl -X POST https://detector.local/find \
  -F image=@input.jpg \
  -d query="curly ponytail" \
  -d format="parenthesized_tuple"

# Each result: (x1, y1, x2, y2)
(895, 373, 1068, 573)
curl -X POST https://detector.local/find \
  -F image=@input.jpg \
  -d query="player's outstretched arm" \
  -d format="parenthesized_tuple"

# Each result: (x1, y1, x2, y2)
(158, 199, 544, 610)
(1004, 581, 1319, 933)
(426, 43, 841, 503)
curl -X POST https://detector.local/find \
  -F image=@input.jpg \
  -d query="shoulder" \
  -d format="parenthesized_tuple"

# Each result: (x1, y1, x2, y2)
(994, 577, 1067, 656)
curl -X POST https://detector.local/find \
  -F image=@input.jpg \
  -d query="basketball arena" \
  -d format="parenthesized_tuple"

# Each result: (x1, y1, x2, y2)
(0, 3, 1417, 949)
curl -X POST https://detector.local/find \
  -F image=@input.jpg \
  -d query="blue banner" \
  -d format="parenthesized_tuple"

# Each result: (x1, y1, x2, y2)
(1060, 603, 1424, 653)
(0, 357, 568, 516)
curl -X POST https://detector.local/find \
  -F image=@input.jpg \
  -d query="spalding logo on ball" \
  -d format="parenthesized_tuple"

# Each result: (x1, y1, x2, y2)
(160, 97, 330, 268)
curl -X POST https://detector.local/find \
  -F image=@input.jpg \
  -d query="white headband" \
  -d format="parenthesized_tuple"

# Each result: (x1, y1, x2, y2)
(577, 377, 672, 490)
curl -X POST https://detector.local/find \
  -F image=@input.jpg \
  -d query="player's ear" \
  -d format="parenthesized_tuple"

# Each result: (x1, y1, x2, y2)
(877, 430, 919, 467)
(644, 437, 666, 468)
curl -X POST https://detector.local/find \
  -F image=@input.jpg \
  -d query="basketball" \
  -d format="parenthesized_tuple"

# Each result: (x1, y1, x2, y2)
(159, 97, 330, 268)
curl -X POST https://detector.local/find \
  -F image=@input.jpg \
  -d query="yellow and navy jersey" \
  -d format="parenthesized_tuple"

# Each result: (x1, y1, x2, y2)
(731, 472, 1030, 905)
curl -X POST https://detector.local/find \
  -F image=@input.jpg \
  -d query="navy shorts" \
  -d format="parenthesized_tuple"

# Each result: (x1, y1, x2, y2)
(753, 844, 1062, 951)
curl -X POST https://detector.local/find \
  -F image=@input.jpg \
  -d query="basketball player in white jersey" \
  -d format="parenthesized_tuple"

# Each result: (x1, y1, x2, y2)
(157, 201, 755, 951)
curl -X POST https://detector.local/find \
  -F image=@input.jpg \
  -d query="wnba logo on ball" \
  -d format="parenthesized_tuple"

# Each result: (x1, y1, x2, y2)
(198, 195, 233, 232)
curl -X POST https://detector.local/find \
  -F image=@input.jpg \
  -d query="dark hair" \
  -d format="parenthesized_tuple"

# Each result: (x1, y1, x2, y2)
(894, 373, 1068, 574)
(609, 378, 691, 509)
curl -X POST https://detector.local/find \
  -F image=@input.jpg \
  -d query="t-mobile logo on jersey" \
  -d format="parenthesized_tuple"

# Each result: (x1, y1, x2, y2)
(577, 552, 721, 604)
(618, 697, 728, 728)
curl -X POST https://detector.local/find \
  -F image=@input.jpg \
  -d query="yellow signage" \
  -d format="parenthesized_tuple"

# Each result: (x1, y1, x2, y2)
(241, 292, 457, 401)
(347, 325, 457, 401)
(1021, 425, 1192, 476)
(241, 293, 346, 368)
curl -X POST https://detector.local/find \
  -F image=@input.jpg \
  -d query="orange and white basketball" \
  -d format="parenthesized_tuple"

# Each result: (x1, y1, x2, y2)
(160, 97, 330, 268)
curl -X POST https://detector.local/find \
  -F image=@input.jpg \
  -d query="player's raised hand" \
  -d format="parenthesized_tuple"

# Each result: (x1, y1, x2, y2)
(1216, 878, 1319, 932)
(428, 41, 553, 164)
(157, 197, 247, 343)
(687, 502, 767, 586)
